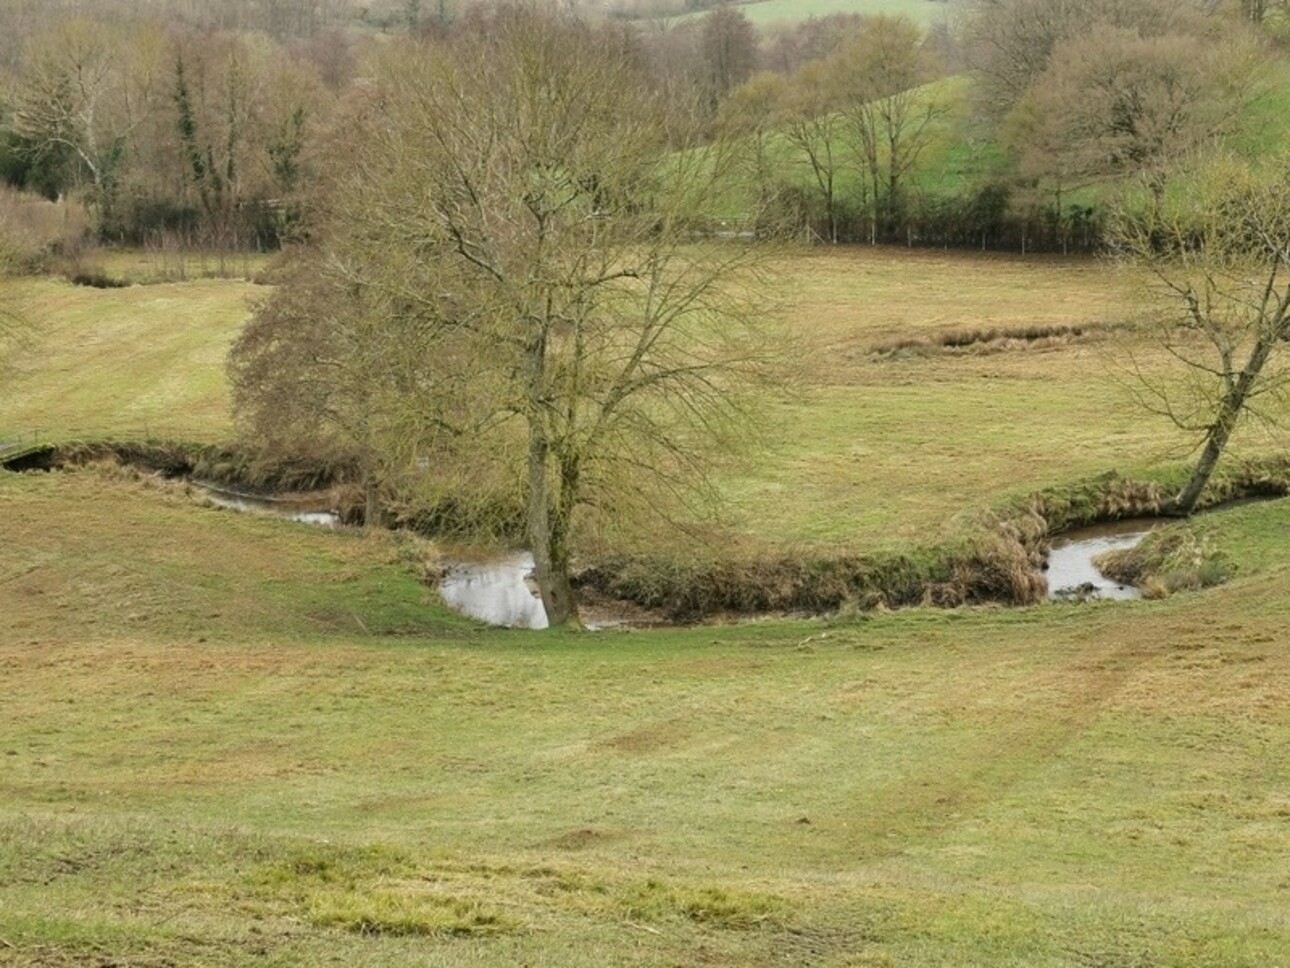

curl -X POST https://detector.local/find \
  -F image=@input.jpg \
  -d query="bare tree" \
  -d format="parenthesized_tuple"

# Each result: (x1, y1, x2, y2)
(964, 0, 1208, 121)
(12, 19, 166, 218)
(229, 249, 480, 528)
(170, 32, 327, 245)
(832, 15, 946, 235)
(233, 9, 782, 628)
(779, 59, 848, 242)
(1005, 23, 1263, 208)
(1111, 160, 1290, 514)
(699, 4, 757, 111)
(718, 70, 788, 215)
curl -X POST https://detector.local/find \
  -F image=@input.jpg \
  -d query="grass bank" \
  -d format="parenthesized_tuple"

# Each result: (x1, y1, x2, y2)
(1, 467, 1287, 965)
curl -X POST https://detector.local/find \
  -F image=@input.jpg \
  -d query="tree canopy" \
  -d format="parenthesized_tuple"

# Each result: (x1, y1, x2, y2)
(231, 8, 783, 627)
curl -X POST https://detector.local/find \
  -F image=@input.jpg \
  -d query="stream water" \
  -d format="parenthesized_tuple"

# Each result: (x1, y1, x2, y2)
(197, 482, 341, 527)
(438, 553, 549, 630)
(191, 474, 1176, 617)
(1044, 519, 1157, 601)
(437, 522, 1165, 629)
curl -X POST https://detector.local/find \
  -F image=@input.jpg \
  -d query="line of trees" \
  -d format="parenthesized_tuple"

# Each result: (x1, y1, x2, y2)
(2, 0, 1279, 253)
(1, 18, 332, 247)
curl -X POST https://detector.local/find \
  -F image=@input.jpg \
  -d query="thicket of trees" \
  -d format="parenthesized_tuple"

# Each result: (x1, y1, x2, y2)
(969, 0, 1265, 225)
(0, 15, 330, 247)
(1, 0, 1280, 252)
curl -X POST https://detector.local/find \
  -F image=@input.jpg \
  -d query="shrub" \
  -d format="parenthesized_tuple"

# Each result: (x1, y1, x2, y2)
(0, 185, 91, 272)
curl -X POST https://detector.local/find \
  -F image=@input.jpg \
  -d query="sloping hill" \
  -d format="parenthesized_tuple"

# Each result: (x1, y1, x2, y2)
(0, 465, 1286, 966)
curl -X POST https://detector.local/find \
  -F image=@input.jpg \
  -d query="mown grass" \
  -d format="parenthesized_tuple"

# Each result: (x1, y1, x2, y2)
(714, 246, 1283, 551)
(0, 275, 256, 443)
(8, 246, 1285, 554)
(1, 467, 1287, 965)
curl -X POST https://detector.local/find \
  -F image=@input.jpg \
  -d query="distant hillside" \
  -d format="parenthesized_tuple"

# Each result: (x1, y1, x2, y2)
(605, 0, 957, 27)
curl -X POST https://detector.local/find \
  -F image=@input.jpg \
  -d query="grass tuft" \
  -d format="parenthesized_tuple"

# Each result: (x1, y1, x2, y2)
(308, 888, 518, 938)
(1097, 525, 1233, 599)
(615, 880, 788, 930)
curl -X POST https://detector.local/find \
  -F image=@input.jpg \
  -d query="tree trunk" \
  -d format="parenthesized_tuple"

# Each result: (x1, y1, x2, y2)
(1168, 331, 1279, 514)
(523, 326, 580, 629)
(526, 429, 580, 628)
(1168, 408, 1236, 515)
(364, 474, 384, 529)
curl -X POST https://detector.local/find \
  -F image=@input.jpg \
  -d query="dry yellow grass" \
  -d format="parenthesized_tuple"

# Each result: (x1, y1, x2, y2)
(2, 246, 1280, 554)
(0, 468, 1287, 965)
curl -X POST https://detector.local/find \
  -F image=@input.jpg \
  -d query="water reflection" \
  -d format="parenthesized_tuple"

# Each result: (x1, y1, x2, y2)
(198, 483, 340, 527)
(439, 552, 548, 629)
(1045, 519, 1155, 600)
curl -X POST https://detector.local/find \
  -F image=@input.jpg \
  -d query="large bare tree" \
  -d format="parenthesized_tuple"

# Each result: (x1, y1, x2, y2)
(778, 59, 849, 242)
(232, 8, 781, 628)
(699, 4, 757, 111)
(832, 15, 946, 236)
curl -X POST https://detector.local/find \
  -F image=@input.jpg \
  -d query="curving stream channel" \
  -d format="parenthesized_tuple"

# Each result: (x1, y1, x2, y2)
(1043, 519, 1156, 601)
(192, 476, 1160, 617)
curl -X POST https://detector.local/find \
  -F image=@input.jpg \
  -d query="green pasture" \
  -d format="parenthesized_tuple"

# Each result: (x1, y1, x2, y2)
(1, 240, 1288, 964)
(0, 276, 256, 443)
(6, 246, 1283, 553)
(684, 0, 949, 27)
(727, 56, 1290, 227)
(0, 467, 1287, 965)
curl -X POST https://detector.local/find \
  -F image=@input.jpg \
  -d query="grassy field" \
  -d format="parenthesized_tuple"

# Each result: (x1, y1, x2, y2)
(1, 466, 1287, 965)
(676, 0, 948, 27)
(1, 245, 1288, 963)
(5, 245, 1273, 553)
(0, 276, 258, 443)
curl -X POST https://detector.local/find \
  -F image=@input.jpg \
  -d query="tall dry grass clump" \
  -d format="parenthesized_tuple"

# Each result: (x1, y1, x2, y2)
(0, 187, 90, 272)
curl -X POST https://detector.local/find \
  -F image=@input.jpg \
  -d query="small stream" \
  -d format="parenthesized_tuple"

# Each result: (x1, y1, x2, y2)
(192, 477, 1170, 615)
(438, 553, 549, 630)
(1044, 519, 1156, 601)
(187, 475, 1216, 617)
(197, 482, 341, 527)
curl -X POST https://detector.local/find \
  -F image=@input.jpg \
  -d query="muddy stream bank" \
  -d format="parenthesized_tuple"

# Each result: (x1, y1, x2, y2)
(8, 441, 1286, 628)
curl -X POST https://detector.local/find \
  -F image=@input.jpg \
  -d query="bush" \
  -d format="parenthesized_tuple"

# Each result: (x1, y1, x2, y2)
(0, 185, 91, 272)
